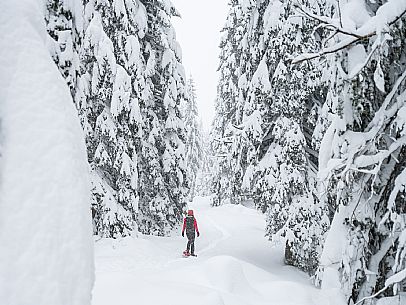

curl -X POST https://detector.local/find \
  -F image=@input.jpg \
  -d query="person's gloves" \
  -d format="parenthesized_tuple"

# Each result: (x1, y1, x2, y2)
(197, 232, 200, 237)
(182, 231, 184, 237)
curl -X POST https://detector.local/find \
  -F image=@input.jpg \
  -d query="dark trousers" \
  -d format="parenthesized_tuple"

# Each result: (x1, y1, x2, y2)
(186, 232, 195, 254)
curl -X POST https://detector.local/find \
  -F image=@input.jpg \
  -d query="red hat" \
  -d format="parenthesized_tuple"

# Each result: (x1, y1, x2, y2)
(187, 210, 194, 216)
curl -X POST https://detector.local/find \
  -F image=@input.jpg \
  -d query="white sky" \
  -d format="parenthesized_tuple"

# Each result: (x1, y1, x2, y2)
(171, 0, 229, 130)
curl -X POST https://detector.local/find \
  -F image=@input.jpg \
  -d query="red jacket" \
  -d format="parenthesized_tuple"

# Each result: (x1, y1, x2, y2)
(182, 216, 199, 234)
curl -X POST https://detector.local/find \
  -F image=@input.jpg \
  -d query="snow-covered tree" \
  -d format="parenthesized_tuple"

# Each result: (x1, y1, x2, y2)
(184, 77, 203, 200)
(45, 0, 190, 237)
(136, 0, 188, 235)
(252, 117, 326, 274)
(195, 130, 214, 197)
(72, 0, 145, 237)
(255, 0, 329, 275)
(213, 0, 328, 274)
(294, 0, 406, 303)
(211, 0, 252, 206)
(0, 1, 94, 304)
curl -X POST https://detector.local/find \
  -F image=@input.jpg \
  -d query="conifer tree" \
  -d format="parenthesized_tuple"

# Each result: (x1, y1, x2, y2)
(294, 0, 406, 302)
(45, 0, 189, 237)
(73, 0, 145, 237)
(211, 0, 252, 206)
(213, 0, 328, 274)
(136, 0, 188, 235)
(184, 77, 203, 201)
(195, 131, 213, 197)
(254, 0, 328, 274)
(259, 117, 327, 274)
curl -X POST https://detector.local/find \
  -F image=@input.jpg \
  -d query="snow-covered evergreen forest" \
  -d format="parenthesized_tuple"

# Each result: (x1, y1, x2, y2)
(1, 0, 406, 305)
(210, 1, 406, 304)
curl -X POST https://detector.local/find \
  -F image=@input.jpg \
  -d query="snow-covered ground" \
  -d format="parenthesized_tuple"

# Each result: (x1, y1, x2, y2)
(93, 196, 344, 305)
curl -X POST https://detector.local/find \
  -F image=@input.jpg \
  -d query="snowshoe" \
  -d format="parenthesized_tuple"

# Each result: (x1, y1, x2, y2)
(190, 253, 197, 257)
(182, 250, 190, 258)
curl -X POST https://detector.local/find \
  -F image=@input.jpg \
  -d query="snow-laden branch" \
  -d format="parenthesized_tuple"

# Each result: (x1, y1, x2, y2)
(367, 69, 406, 130)
(292, 0, 406, 65)
(358, 236, 399, 300)
(353, 139, 406, 172)
(295, 6, 362, 39)
(355, 267, 406, 305)
(292, 36, 359, 65)
(327, 70, 406, 179)
(346, 39, 380, 79)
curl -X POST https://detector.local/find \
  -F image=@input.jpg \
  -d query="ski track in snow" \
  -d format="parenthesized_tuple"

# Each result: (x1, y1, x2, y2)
(92, 196, 344, 305)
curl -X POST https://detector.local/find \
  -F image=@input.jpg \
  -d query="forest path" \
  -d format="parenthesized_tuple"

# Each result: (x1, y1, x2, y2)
(92, 196, 338, 305)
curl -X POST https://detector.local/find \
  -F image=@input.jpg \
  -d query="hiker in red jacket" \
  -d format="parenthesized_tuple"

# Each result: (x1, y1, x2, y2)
(182, 210, 200, 257)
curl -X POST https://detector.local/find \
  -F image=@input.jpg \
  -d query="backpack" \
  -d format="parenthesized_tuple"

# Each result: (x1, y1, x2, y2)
(185, 215, 195, 233)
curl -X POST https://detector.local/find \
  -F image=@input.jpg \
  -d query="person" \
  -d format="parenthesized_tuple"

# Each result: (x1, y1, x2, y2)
(182, 210, 200, 256)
